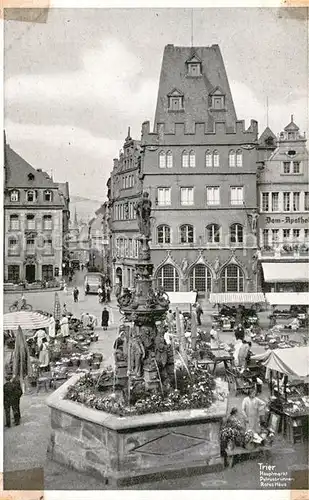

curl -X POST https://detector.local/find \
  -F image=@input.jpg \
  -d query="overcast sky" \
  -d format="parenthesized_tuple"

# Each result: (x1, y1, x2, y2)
(4, 7, 308, 202)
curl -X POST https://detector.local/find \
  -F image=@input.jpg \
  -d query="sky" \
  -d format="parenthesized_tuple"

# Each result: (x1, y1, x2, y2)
(4, 7, 309, 206)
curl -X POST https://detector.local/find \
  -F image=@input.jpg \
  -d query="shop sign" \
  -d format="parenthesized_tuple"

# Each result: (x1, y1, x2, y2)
(265, 216, 309, 224)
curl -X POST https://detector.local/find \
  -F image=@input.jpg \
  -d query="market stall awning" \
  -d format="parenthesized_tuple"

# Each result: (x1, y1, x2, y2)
(262, 347, 309, 380)
(262, 262, 309, 283)
(209, 293, 265, 304)
(265, 292, 309, 306)
(3, 311, 54, 331)
(167, 291, 197, 305)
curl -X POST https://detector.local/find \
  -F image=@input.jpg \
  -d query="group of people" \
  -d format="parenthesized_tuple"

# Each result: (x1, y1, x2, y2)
(97, 284, 111, 304)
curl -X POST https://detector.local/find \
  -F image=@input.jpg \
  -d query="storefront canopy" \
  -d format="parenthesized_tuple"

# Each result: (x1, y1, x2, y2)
(265, 292, 309, 306)
(262, 262, 309, 283)
(167, 292, 197, 305)
(3, 311, 54, 331)
(209, 293, 265, 304)
(261, 347, 309, 380)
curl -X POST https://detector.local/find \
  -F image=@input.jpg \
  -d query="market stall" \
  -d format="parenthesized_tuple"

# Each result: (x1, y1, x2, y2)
(265, 293, 309, 330)
(166, 291, 197, 313)
(257, 347, 309, 444)
(3, 310, 54, 331)
(209, 293, 265, 331)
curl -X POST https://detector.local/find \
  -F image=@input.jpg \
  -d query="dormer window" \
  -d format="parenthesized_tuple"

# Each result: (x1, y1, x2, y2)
(186, 54, 202, 77)
(44, 190, 52, 202)
(209, 87, 225, 110)
(26, 190, 37, 202)
(10, 190, 19, 202)
(28, 173, 35, 181)
(167, 88, 184, 111)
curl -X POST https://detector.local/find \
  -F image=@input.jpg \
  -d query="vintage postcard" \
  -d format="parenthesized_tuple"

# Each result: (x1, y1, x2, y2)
(2, 3, 308, 498)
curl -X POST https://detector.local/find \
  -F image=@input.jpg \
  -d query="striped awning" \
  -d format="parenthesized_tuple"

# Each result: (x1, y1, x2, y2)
(209, 293, 265, 304)
(262, 262, 309, 283)
(3, 311, 54, 331)
(265, 292, 309, 306)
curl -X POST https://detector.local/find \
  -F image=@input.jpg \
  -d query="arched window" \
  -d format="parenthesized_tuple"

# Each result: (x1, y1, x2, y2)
(206, 224, 220, 243)
(229, 150, 236, 167)
(189, 264, 212, 292)
(157, 225, 171, 244)
(26, 190, 37, 202)
(180, 224, 194, 243)
(10, 190, 19, 202)
(9, 214, 19, 230)
(189, 150, 195, 168)
(236, 149, 243, 167)
(44, 190, 52, 202)
(213, 150, 220, 167)
(157, 264, 179, 292)
(205, 150, 212, 167)
(230, 223, 243, 244)
(166, 151, 173, 168)
(182, 150, 189, 168)
(159, 151, 166, 169)
(221, 264, 244, 292)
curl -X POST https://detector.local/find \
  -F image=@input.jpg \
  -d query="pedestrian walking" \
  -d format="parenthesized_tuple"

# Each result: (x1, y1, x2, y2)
(195, 303, 203, 326)
(39, 338, 50, 372)
(97, 286, 103, 303)
(81, 312, 91, 329)
(73, 286, 79, 303)
(60, 314, 69, 339)
(4, 375, 23, 428)
(101, 307, 109, 330)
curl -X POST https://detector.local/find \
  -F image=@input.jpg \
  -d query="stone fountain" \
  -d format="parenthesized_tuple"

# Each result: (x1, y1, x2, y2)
(46, 192, 228, 487)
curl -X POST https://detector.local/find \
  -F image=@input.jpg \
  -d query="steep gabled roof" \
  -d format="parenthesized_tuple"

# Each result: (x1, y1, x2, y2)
(5, 145, 56, 189)
(284, 116, 299, 131)
(259, 126, 277, 147)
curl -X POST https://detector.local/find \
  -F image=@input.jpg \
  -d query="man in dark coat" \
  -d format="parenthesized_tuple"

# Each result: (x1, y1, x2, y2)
(4, 375, 23, 427)
(101, 307, 109, 330)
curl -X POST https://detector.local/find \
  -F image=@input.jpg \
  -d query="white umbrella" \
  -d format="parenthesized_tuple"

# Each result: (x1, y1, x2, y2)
(4, 311, 54, 331)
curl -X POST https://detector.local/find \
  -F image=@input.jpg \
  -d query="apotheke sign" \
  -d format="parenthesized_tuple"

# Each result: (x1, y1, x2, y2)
(266, 216, 309, 224)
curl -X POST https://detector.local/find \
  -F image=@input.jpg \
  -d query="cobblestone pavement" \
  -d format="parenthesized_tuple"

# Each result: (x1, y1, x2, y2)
(3, 276, 308, 490)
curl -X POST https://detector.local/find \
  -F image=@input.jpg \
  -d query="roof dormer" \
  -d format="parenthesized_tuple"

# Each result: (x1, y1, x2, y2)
(167, 88, 184, 111)
(279, 115, 305, 143)
(186, 53, 202, 77)
(209, 86, 226, 110)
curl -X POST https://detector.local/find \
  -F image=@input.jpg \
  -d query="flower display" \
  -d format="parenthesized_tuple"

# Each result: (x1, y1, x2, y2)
(66, 365, 221, 416)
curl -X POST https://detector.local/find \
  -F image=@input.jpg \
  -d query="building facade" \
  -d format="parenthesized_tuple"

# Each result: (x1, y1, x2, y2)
(140, 44, 259, 294)
(257, 117, 309, 292)
(109, 129, 142, 290)
(4, 138, 70, 283)
(88, 203, 110, 273)
(66, 211, 90, 270)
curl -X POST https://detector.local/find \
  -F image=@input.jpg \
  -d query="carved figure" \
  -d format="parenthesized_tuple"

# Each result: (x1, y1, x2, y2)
(156, 288, 170, 308)
(130, 335, 145, 377)
(181, 257, 189, 273)
(251, 252, 258, 274)
(214, 257, 220, 273)
(117, 288, 133, 308)
(135, 192, 152, 238)
(248, 210, 259, 234)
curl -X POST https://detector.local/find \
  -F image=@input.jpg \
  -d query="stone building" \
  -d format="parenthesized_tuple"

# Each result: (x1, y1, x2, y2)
(109, 128, 142, 290)
(257, 117, 309, 293)
(140, 44, 259, 295)
(66, 211, 90, 270)
(88, 203, 110, 273)
(4, 136, 70, 283)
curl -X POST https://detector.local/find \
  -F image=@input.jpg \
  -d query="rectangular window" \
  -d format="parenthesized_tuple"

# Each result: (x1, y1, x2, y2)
(283, 162, 291, 174)
(293, 192, 300, 211)
(293, 161, 300, 174)
(271, 229, 279, 245)
(26, 238, 35, 254)
(212, 96, 224, 109)
(262, 193, 269, 212)
(8, 265, 20, 283)
(293, 229, 300, 240)
(283, 192, 291, 211)
(304, 192, 309, 211)
(180, 187, 194, 206)
(283, 229, 290, 241)
(10, 216, 19, 230)
(43, 215, 53, 230)
(262, 229, 269, 247)
(157, 188, 171, 206)
(44, 239, 53, 254)
(8, 238, 19, 256)
(271, 192, 279, 212)
(230, 186, 244, 205)
(206, 186, 220, 205)
(42, 264, 53, 280)
(27, 215, 36, 230)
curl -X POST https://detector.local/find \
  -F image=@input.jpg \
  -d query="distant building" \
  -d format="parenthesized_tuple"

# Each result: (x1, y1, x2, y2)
(4, 134, 70, 283)
(109, 128, 142, 289)
(88, 203, 110, 273)
(257, 117, 309, 293)
(66, 210, 90, 270)
(141, 44, 259, 295)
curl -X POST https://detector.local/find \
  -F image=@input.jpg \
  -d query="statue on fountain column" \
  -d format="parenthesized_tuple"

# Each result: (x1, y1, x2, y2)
(135, 192, 152, 238)
(130, 332, 146, 378)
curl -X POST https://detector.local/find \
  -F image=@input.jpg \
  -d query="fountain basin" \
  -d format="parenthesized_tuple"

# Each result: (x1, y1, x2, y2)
(46, 374, 228, 486)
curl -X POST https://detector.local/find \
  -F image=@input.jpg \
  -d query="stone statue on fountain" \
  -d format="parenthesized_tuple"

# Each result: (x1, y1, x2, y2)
(135, 191, 152, 239)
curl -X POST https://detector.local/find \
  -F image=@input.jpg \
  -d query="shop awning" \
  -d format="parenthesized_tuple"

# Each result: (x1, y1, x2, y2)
(262, 262, 309, 283)
(209, 293, 265, 304)
(167, 292, 197, 305)
(265, 292, 309, 306)
(262, 347, 309, 380)
(3, 311, 54, 331)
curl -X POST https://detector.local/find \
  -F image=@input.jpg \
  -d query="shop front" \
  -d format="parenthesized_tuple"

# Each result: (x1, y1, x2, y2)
(262, 262, 309, 293)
